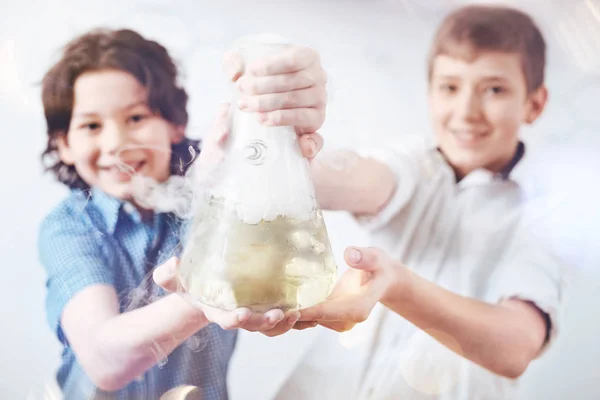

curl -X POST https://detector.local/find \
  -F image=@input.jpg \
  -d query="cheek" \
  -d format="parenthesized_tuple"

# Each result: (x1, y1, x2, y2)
(138, 125, 175, 168)
(429, 98, 449, 127)
(69, 137, 99, 166)
(486, 102, 522, 136)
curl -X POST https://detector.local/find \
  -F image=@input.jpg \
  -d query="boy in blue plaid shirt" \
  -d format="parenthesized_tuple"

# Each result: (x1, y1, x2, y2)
(38, 28, 327, 399)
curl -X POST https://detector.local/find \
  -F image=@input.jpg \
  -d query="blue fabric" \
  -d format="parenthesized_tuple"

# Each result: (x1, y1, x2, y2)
(38, 188, 237, 400)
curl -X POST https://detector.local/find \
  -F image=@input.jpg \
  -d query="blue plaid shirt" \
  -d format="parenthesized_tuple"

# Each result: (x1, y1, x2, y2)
(38, 188, 237, 400)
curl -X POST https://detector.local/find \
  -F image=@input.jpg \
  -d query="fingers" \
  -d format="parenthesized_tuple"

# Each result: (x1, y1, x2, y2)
(152, 257, 181, 293)
(255, 108, 325, 133)
(205, 307, 289, 332)
(238, 86, 326, 113)
(261, 311, 301, 337)
(298, 297, 375, 324)
(245, 46, 320, 76)
(202, 306, 253, 330)
(293, 321, 318, 331)
(236, 68, 327, 95)
(298, 132, 323, 159)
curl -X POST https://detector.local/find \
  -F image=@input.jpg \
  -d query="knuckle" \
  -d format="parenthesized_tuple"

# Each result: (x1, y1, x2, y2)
(250, 96, 263, 111)
(286, 92, 298, 108)
(270, 110, 283, 124)
(247, 80, 260, 95)
(308, 47, 320, 63)
(284, 53, 297, 69)
(315, 87, 327, 107)
(303, 72, 317, 88)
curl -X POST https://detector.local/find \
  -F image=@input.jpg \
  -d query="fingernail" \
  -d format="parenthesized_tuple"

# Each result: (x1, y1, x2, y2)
(307, 138, 317, 156)
(349, 248, 362, 263)
(256, 113, 268, 124)
(237, 309, 251, 322)
(237, 98, 248, 110)
(265, 314, 282, 324)
(236, 78, 245, 92)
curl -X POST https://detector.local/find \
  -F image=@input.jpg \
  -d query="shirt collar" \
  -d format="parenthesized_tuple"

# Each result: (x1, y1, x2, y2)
(435, 141, 526, 186)
(88, 188, 144, 233)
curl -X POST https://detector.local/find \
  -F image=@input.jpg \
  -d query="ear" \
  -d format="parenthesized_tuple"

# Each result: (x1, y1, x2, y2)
(56, 134, 75, 165)
(170, 125, 185, 144)
(524, 85, 548, 125)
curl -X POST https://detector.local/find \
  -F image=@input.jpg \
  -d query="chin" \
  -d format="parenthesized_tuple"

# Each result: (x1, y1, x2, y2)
(100, 182, 134, 201)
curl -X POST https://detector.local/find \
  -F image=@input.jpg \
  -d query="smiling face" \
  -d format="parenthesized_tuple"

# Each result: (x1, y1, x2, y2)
(428, 51, 547, 179)
(56, 69, 183, 201)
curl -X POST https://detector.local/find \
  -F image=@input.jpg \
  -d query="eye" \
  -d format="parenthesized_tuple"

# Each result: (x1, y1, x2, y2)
(487, 86, 506, 95)
(80, 122, 101, 131)
(128, 113, 148, 124)
(439, 83, 457, 94)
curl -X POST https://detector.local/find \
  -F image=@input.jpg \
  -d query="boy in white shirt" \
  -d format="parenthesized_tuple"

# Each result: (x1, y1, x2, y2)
(281, 4, 568, 399)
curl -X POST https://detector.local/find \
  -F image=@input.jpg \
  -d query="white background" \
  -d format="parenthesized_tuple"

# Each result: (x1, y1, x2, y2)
(1, 0, 599, 398)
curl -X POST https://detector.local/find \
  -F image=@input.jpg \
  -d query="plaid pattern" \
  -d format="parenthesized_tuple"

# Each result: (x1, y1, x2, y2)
(38, 188, 237, 400)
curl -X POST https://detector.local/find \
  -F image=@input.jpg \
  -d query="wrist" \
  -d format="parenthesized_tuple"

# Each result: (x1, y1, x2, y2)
(381, 263, 414, 309)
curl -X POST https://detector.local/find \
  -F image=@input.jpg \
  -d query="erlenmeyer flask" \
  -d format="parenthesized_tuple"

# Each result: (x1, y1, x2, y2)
(178, 34, 338, 313)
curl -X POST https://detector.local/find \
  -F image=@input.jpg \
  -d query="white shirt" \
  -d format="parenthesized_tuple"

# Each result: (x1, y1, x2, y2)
(275, 141, 568, 400)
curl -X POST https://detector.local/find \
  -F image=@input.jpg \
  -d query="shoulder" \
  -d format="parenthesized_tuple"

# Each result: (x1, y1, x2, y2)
(40, 190, 95, 233)
(38, 190, 105, 266)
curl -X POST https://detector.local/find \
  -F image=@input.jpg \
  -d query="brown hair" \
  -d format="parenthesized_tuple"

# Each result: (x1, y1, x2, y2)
(427, 5, 546, 93)
(41, 28, 199, 190)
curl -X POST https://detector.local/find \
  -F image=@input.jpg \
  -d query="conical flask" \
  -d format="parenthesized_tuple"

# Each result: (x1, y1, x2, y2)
(178, 34, 338, 313)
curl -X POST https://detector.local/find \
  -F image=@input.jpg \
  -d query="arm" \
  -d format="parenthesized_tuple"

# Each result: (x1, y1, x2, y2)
(298, 247, 550, 379)
(310, 151, 397, 215)
(61, 284, 208, 392)
(383, 268, 548, 379)
(63, 256, 291, 392)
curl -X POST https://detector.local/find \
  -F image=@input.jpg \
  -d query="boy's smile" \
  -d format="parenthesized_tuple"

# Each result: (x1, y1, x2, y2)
(56, 69, 183, 201)
(428, 51, 547, 179)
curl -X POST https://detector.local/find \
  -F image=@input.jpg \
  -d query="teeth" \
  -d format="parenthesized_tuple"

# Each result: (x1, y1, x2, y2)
(451, 130, 485, 141)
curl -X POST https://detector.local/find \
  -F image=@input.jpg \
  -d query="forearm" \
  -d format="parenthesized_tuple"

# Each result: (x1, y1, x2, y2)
(310, 151, 396, 214)
(93, 293, 209, 391)
(383, 270, 546, 378)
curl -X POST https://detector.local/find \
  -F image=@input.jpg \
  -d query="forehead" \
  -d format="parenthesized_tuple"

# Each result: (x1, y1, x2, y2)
(72, 69, 147, 114)
(431, 52, 524, 82)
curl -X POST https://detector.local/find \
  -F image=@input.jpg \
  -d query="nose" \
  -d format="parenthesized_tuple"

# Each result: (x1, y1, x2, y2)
(101, 121, 128, 155)
(456, 88, 482, 123)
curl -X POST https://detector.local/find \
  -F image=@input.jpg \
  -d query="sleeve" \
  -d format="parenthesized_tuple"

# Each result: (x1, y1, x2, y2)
(38, 210, 116, 344)
(485, 225, 572, 356)
(353, 144, 423, 232)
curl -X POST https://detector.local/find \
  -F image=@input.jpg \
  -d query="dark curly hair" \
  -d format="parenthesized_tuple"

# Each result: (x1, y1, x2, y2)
(41, 28, 200, 190)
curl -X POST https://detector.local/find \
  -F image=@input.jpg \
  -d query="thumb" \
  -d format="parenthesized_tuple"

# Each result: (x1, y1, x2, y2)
(153, 257, 182, 293)
(222, 51, 244, 82)
(209, 102, 231, 145)
(344, 246, 390, 272)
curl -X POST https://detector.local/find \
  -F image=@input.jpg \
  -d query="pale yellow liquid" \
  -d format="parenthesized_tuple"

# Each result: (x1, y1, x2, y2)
(178, 197, 338, 312)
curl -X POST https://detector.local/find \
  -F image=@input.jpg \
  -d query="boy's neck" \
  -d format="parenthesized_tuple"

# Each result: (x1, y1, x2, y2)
(441, 141, 525, 183)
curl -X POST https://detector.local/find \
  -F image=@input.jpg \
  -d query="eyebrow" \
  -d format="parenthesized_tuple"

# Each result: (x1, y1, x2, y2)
(433, 74, 510, 81)
(72, 101, 148, 118)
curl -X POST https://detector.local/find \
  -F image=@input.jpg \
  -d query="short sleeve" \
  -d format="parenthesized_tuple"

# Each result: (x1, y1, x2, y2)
(38, 209, 116, 344)
(486, 226, 571, 356)
(353, 146, 421, 232)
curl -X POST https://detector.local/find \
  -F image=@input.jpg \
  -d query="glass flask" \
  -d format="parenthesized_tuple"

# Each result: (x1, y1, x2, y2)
(178, 34, 338, 313)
